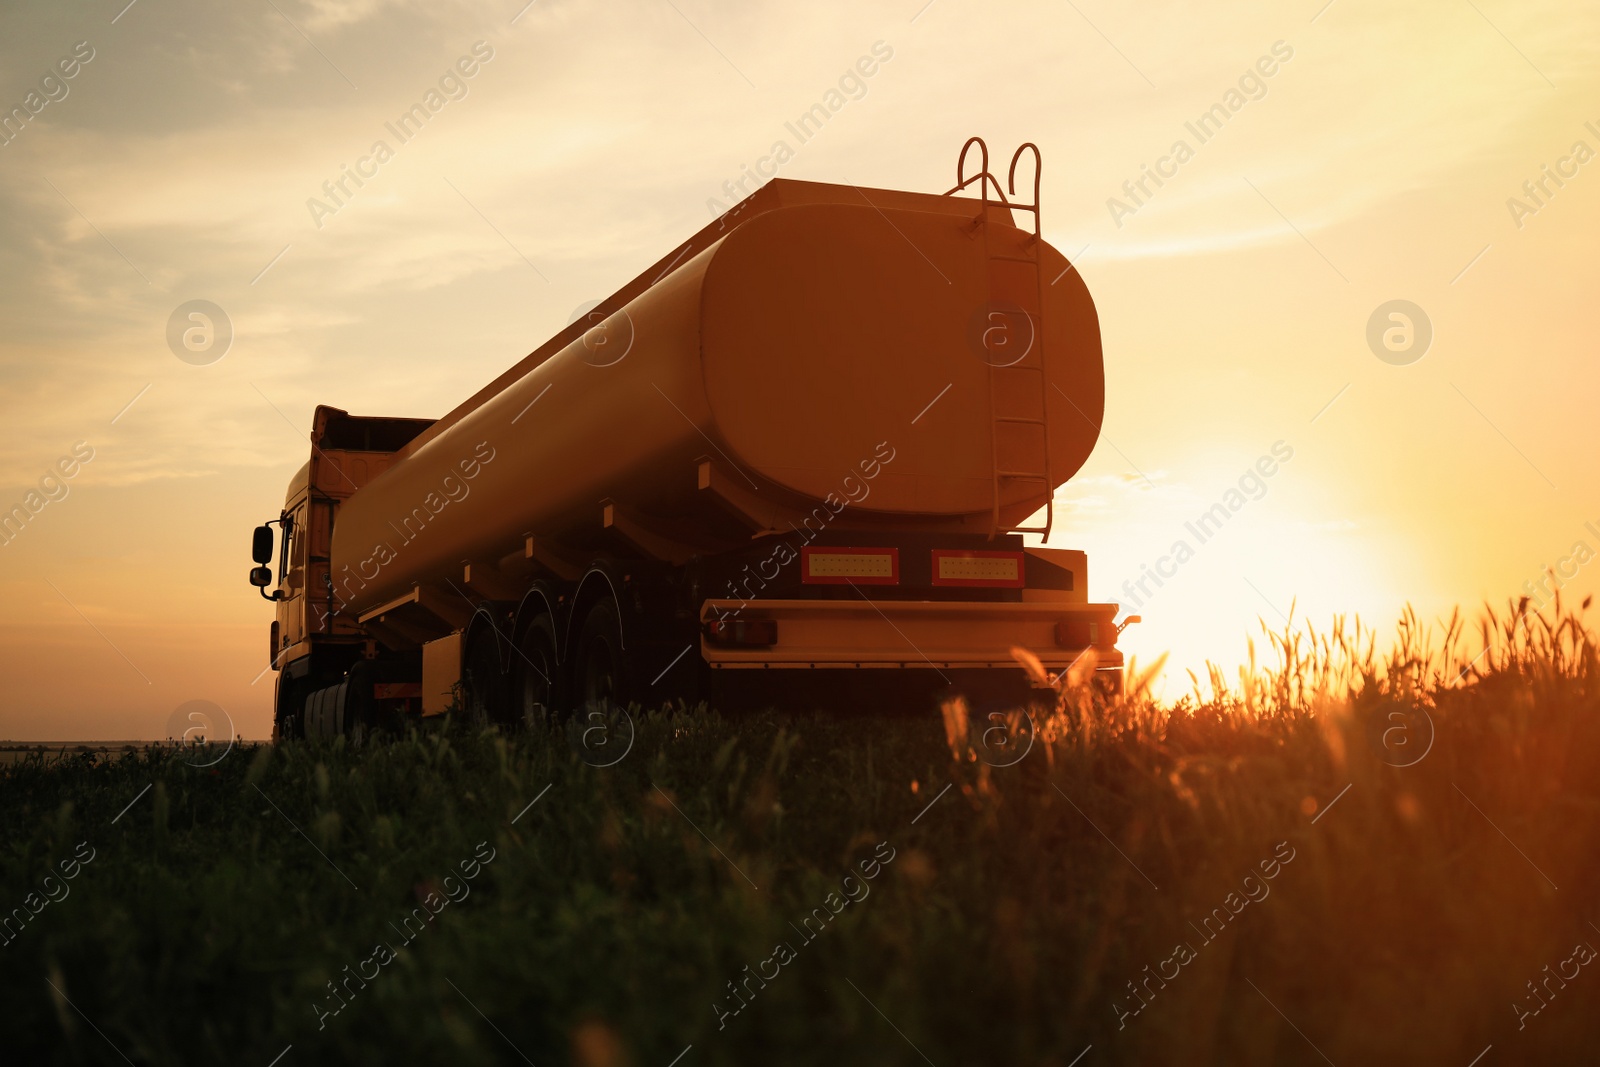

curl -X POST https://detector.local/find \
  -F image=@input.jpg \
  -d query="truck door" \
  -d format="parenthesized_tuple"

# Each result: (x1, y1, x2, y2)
(277, 501, 309, 653)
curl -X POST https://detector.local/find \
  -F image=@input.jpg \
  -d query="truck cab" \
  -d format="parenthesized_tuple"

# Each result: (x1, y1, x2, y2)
(250, 406, 434, 738)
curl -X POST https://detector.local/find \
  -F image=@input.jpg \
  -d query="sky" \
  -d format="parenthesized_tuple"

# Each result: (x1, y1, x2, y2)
(0, 0, 1596, 740)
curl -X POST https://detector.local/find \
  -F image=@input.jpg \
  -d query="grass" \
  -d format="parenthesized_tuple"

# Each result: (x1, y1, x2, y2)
(3, 598, 1600, 1065)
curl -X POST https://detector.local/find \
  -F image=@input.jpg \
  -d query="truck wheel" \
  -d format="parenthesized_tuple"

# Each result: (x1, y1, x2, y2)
(342, 660, 377, 742)
(514, 614, 562, 724)
(574, 598, 631, 713)
(462, 631, 506, 727)
(274, 676, 308, 741)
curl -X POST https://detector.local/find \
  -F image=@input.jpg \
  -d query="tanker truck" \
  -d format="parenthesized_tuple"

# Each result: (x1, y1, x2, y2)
(247, 138, 1128, 738)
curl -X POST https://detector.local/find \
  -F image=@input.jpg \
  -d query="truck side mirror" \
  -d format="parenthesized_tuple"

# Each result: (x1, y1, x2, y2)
(249, 566, 274, 588)
(252, 525, 275, 564)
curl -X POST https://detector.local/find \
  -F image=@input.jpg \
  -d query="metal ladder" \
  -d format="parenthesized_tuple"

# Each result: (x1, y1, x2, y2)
(945, 137, 1055, 541)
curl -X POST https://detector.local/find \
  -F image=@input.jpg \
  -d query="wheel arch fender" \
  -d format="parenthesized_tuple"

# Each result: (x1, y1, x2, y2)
(513, 581, 569, 663)
(567, 567, 625, 659)
(462, 605, 513, 675)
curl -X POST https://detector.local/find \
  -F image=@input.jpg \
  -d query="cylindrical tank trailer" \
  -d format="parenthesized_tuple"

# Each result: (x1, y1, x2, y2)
(250, 139, 1125, 737)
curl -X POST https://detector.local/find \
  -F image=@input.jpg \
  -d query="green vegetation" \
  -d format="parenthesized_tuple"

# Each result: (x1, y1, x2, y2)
(4, 601, 1599, 1065)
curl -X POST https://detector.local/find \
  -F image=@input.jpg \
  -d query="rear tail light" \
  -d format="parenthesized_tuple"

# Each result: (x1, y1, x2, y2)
(801, 546, 899, 585)
(705, 618, 779, 646)
(931, 549, 1025, 588)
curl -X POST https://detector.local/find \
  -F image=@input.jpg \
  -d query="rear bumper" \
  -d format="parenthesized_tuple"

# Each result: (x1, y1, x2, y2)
(698, 598, 1122, 671)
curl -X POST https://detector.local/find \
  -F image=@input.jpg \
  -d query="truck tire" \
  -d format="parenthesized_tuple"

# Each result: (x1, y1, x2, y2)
(574, 598, 632, 713)
(514, 614, 562, 724)
(274, 676, 309, 741)
(462, 630, 506, 727)
(341, 659, 378, 742)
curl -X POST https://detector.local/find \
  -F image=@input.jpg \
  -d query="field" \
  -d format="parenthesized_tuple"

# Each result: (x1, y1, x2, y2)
(3, 602, 1599, 1066)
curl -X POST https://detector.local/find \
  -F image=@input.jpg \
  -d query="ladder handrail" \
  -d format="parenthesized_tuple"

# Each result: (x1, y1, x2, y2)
(1007, 143, 1042, 239)
(952, 136, 990, 196)
(946, 136, 1013, 207)
(944, 137, 1055, 542)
